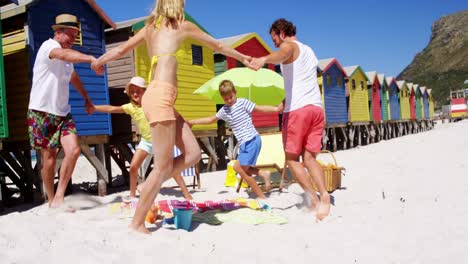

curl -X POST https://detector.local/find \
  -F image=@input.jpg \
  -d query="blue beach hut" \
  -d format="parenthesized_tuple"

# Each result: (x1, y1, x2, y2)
(386, 77, 401, 121)
(0, 0, 116, 199)
(317, 58, 348, 125)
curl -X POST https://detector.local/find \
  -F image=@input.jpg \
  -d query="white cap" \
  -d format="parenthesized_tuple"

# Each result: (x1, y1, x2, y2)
(125, 76, 146, 94)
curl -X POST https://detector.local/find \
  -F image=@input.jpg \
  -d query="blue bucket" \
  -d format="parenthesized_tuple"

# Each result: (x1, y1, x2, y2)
(173, 208, 192, 231)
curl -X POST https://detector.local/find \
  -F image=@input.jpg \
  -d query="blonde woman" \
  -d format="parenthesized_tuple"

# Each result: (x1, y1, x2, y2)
(92, 0, 251, 234)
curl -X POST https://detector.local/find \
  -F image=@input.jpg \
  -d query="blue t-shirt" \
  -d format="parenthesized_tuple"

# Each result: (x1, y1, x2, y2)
(216, 98, 258, 146)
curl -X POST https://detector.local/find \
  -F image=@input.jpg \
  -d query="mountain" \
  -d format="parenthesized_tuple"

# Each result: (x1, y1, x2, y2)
(398, 10, 468, 107)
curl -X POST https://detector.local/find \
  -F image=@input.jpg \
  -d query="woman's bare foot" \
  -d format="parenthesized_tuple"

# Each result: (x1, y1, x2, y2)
(49, 202, 76, 213)
(128, 223, 151, 235)
(316, 192, 331, 221)
(258, 170, 271, 192)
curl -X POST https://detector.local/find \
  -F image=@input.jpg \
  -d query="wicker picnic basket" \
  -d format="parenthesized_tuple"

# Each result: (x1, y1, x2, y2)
(312, 150, 345, 193)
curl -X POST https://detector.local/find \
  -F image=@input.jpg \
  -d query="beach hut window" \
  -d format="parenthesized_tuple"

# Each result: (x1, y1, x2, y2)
(73, 22, 83, 46)
(360, 81, 364, 90)
(326, 74, 331, 86)
(352, 79, 356, 90)
(337, 77, 342, 87)
(373, 85, 376, 92)
(191, 45, 203, 65)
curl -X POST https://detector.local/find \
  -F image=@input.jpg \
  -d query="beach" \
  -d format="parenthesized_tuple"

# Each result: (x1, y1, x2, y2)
(1, 120, 467, 263)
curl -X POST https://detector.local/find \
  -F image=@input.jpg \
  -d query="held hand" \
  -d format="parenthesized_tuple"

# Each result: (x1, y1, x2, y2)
(85, 99, 95, 115)
(91, 59, 104, 75)
(242, 55, 253, 69)
(250, 57, 266, 71)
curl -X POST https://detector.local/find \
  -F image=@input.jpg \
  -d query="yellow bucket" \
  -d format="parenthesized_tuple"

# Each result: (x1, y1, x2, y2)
(224, 160, 248, 188)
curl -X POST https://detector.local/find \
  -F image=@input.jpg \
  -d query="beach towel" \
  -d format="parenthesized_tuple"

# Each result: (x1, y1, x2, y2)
(192, 208, 288, 225)
(108, 198, 269, 219)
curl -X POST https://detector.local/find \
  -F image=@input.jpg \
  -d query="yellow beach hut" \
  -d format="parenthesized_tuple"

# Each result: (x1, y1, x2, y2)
(343, 65, 370, 123)
(428, 89, 435, 119)
(397, 80, 411, 121)
(343, 65, 370, 147)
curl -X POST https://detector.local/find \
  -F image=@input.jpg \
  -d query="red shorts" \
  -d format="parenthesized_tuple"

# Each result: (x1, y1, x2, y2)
(282, 104, 324, 155)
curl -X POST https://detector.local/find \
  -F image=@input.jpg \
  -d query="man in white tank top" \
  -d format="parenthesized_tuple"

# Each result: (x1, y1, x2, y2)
(251, 18, 330, 221)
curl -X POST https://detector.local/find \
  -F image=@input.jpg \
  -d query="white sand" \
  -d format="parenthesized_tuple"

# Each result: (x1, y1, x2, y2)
(1, 120, 468, 263)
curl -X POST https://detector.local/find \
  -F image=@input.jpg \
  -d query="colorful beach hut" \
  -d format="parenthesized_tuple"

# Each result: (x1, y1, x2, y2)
(343, 65, 370, 123)
(420, 86, 430, 119)
(0, 0, 116, 200)
(428, 89, 435, 119)
(215, 32, 278, 130)
(386, 77, 401, 121)
(317, 58, 348, 151)
(365, 71, 381, 122)
(397, 80, 410, 121)
(407, 82, 416, 120)
(414, 84, 423, 120)
(317, 58, 348, 125)
(377, 74, 390, 121)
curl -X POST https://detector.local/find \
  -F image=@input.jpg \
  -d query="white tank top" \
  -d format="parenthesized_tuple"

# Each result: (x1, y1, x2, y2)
(280, 40, 322, 112)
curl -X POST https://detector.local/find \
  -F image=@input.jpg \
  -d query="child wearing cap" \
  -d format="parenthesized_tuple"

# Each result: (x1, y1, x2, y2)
(92, 76, 192, 200)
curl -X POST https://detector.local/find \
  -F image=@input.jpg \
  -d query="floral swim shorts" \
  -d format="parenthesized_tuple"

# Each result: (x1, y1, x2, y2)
(27, 109, 77, 150)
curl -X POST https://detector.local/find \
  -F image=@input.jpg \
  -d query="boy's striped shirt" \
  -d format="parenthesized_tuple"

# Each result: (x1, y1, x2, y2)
(216, 98, 258, 146)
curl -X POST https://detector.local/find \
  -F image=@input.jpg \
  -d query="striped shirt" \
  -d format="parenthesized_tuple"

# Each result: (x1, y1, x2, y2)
(216, 98, 258, 146)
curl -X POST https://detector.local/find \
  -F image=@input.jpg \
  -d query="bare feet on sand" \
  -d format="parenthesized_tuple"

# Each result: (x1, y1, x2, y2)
(129, 224, 151, 235)
(316, 193, 331, 221)
(258, 170, 271, 192)
(49, 202, 76, 213)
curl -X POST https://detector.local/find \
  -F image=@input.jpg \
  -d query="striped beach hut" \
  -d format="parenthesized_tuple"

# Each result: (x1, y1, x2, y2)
(215, 32, 278, 131)
(317, 58, 348, 125)
(386, 77, 400, 121)
(407, 82, 416, 120)
(343, 65, 370, 123)
(397, 80, 411, 120)
(0, 0, 116, 199)
(365, 71, 381, 122)
(377, 74, 390, 121)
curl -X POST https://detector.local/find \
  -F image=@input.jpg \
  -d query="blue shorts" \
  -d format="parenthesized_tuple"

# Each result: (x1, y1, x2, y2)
(136, 138, 153, 154)
(237, 135, 261, 166)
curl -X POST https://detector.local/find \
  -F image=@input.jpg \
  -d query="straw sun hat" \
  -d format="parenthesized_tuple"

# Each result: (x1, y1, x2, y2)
(51, 14, 81, 32)
(125, 76, 147, 94)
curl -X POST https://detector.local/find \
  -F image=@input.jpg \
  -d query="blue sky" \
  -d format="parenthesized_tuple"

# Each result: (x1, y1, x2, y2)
(95, 0, 467, 77)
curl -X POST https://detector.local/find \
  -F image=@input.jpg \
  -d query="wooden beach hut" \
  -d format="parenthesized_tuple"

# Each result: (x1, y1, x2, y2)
(0, 0, 116, 201)
(365, 71, 381, 122)
(377, 74, 390, 121)
(406, 82, 418, 134)
(215, 32, 278, 131)
(377, 74, 391, 139)
(414, 84, 423, 120)
(386, 77, 401, 121)
(421, 86, 430, 119)
(407, 82, 416, 120)
(428, 89, 435, 119)
(397, 80, 410, 121)
(317, 58, 348, 151)
(365, 71, 381, 143)
(343, 65, 370, 147)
